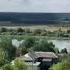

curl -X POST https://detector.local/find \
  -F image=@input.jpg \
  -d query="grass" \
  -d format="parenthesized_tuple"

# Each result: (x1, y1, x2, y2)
(0, 35, 70, 41)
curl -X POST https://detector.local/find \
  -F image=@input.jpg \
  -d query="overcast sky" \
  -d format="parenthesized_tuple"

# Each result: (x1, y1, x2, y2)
(0, 0, 70, 12)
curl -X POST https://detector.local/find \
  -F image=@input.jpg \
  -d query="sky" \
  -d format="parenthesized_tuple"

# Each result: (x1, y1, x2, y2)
(0, 0, 70, 12)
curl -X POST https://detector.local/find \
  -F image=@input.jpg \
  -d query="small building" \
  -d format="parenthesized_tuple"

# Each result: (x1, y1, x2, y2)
(20, 52, 58, 70)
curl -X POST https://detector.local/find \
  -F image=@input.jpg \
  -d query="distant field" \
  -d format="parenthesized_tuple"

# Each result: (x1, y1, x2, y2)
(0, 25, 70, 32)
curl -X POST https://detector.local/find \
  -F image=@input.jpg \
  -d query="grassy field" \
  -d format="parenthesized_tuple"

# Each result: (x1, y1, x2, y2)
(0, 25, 70, 32)
(0, 35, 70, 40)
(0, 25, 70, 40)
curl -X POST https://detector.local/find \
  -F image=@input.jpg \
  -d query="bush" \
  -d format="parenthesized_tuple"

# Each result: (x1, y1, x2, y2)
(50, 54, 70, 70)
(0, 28, 8, 32)
(13, 58, 27, 70)
(0, 36, 16, 61)
(0, 58, 27, 70)
(67, 30, 70, 33)
(17, 28, 25, 33)
(33, 39, 56, 52)
(0, 48, 8, 67)
(50, 62, 64, 70)
(25, 28, 31, 33)
(33, 29, 42, 35)
(1, 64, 13, 70)
(24, 37, 36, 48)
(41, 32, 47, 36)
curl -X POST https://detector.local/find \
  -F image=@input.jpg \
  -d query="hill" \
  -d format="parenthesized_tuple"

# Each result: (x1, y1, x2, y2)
(0, 12, 70, 26)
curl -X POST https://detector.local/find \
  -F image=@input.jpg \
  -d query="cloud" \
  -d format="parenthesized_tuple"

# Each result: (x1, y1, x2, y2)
(0, 0, 70, 12)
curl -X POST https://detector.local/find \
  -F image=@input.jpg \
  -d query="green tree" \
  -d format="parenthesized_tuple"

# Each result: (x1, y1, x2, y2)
(0, 37, 16, 61)
(24, 37, 35, 49)
(61, 48, 68, 54)
(33, 39, 56, 52)
(0, 28, 8, 32)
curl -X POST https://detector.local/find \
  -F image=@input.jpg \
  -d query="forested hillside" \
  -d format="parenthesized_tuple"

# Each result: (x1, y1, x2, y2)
(0, 13, 70, 26)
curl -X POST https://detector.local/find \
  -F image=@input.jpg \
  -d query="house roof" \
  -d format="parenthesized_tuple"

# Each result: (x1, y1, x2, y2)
(22, 52, 58, 61)
(35, 52, 58, 59)
(21, 54, 33, 61)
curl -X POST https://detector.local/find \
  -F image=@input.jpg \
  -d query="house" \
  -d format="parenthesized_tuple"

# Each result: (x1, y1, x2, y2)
(20, 52, 58, 70)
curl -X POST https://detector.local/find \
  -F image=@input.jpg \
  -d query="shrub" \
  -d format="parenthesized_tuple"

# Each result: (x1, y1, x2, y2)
(50, 62, 64, 70)
(33, 39, 56, 52)
(0, 48, 8, 67)
(1, 64, 13, 70)
(33, 29, 42, 35)
(17, 28, 25, 33)
(25, 28, 31, 33)
(50, 54, 70, 70)
(0, 28, 8, 32)
(13, 58, 27, 70)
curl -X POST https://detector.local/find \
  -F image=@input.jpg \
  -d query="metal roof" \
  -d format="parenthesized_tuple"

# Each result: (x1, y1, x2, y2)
(35, 52, 58, 58)
(22, 52, 58, 61)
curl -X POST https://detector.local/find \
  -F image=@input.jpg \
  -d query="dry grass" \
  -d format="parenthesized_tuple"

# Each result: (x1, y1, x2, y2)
(0, 25, 70, 32)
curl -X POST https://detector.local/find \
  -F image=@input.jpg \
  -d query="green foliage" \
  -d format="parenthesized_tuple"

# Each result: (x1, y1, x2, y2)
(25, 28, 31, 33)
(21, 47, 28, 55)
(0, 28, 8, 32)
(50, 54, 70, 70)
(33, 39, 56, 52)
(13, 58, 27, 70)
(0, 35, 60, 70)
(54, 48, 59, 53)
(24, 37, 36, 48)
(0, 36, 16, 61)
(1, 64, 13, 70)
(50, 62, 64, 70)
(61, 48, 68, 54)
(33, 29, 42, 35)
(62, 54, 70, 70)
(0, 27, 70, 38)
(0, 58, 27, 70)
(0, 48, 8, 67)
(17, 28, 24, 33)
(67, 29, 70, 33)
